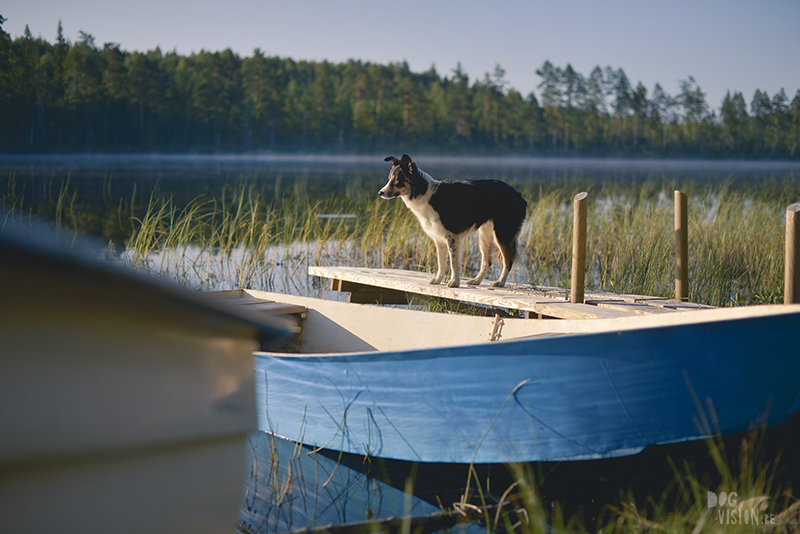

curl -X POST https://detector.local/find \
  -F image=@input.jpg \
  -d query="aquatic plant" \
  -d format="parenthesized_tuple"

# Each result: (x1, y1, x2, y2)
(115, 179, 797, 306)
(3, 172, 797, 305)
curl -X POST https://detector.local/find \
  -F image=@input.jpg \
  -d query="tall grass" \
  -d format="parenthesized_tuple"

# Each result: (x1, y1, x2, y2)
(114, 179, 797, 306)
(517, 181, 792, 306)
(3, 173, 796, 304)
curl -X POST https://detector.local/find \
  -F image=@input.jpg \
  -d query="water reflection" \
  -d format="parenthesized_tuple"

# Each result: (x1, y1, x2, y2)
(239, 431, 475, 533)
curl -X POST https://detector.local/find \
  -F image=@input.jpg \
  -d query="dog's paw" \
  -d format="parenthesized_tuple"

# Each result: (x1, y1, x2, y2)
(429, 277, 443, 285)
(447, 279, 460, 288)
(490, 280, 505, 288)
(465, 278, 481, 286)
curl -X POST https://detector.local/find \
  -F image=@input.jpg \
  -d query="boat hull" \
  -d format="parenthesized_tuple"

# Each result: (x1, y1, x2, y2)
(255, 310, 800, 464)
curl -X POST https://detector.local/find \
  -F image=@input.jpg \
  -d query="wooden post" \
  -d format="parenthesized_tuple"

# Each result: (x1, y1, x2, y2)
(570, 192, 588, 304)
(674, 190, 688, 302)
(785, 203, 800, 304)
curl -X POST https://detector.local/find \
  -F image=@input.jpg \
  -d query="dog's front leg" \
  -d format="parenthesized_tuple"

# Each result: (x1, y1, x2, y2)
(429, 240, 447, 285)
(446, 236, 461, 288)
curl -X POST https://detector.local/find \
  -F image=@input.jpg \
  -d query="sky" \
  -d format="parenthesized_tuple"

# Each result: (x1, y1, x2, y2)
(4, 0, 800, 111)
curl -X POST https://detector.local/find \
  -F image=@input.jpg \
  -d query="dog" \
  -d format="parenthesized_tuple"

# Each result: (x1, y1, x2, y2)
(379, 154, 527, 288)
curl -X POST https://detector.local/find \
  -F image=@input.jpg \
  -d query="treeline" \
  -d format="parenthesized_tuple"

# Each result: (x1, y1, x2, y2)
(2, 17, 800, 157)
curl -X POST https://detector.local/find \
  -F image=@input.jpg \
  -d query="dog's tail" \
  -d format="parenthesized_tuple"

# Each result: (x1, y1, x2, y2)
(494, 190, 528, 267)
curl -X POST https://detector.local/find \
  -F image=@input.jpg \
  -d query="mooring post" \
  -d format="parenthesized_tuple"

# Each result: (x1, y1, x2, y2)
(785, 203, 800, 304)
(674, 190, 689, 302)
(570, 192, 588, 304)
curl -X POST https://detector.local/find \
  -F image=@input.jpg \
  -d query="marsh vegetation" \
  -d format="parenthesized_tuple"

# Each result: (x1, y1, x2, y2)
(3, 156, 799, 307)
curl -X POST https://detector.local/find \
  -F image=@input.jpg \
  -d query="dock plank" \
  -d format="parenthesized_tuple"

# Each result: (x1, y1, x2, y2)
(587, 300, 677, 315)
(308, 266, 697, 320)
(532, 302, 638, 319)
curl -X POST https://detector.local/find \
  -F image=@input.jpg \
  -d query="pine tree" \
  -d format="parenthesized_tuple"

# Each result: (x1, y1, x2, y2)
(536, 60, 562, 149)
(750, 89, 771, 155)
(610, 68, 632, 148)
(720, 91, 748, 156)
(771, 88, 788, 154)
(448, 62, 471, 145)
(561, 63, 582, 150)
(678, 76, 707, 149)
(0, 15, 12, 146)
(790, 90, 800, 157)
(630, 82, 647, 149)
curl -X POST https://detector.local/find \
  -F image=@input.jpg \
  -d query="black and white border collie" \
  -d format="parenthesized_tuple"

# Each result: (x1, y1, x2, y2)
(379, 154, 527, 288)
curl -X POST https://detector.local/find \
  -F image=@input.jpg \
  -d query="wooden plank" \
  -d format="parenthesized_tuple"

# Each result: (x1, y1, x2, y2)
(310, 265, 570, 314)
(634, 298, 713, 310)
(310, 266, 635, 319)
(311, 266, 565, 303)
(588, 300, 676, 315)
(532, 302, 638, 320)
(308, 266, 716, 320)
(603, 292, 712, 309)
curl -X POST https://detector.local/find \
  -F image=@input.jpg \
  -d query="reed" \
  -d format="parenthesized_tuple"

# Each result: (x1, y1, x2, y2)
(3, 173, 797, 305)
(119, 179, 796, 306)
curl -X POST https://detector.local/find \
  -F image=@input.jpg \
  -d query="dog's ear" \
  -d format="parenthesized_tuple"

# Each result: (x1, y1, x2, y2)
(399, 154, 417, 178)
(384, 156, 400, 165)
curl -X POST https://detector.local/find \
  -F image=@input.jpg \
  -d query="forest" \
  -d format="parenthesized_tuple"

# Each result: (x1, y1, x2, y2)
(1, 16, 799, 158)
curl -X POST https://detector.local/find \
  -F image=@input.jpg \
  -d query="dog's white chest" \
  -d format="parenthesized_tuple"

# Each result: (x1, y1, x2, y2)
(403, 197, 446, 238)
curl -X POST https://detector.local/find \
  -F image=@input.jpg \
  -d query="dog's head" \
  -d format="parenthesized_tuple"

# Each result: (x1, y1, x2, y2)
(379, 154, 419, 199)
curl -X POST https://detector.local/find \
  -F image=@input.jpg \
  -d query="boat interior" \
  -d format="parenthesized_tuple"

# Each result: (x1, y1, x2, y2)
(211, 287, 800, 355)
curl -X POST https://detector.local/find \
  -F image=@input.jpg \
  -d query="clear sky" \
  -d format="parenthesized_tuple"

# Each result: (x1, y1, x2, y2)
(4, 0, 799, 111)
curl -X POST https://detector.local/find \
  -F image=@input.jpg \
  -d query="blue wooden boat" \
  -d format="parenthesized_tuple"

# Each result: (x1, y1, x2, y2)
(241, 289, 800, 464)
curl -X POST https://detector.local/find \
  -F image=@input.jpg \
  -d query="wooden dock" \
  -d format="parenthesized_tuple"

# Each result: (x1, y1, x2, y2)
(309, 266, 712, 320)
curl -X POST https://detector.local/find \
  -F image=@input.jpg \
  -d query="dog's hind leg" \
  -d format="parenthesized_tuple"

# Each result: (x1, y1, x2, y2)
(446, 236, 461, 288)
(491, 238, 517, 288)
(466, 222, 494, 285)
(429, 239, 448, 285)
